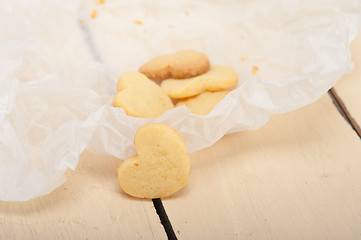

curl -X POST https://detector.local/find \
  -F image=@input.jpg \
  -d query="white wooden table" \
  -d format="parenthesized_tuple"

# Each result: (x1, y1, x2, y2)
(1, 32, 361, 240)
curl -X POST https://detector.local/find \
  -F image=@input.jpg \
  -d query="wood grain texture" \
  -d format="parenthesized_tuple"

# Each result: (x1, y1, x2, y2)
(334, 33, 361, 127)
(0, 152, 166, 240)
(162, 94, 361, 240)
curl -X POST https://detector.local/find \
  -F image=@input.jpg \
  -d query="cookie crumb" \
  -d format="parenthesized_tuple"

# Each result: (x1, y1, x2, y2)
(252, 66, 258, 75)
(91, 9, 97, 19)
(240, 56, 247, 61)
(133, 20, 143, 25)
(97, 0, 105, 4)
(79, 19, 84, 24)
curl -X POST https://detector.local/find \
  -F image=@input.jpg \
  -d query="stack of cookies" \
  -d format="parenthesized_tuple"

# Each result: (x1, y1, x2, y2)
(113, 50, 238, 117)
(114, 50, 239, 198)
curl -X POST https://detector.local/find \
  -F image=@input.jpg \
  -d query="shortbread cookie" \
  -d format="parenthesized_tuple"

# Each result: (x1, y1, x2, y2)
(176, 91, 230, 115)
(161, 65, 238, 98)
(117, 123, 191, 199)
(113, 72, 173, 118)
(139, 50, 210, 80)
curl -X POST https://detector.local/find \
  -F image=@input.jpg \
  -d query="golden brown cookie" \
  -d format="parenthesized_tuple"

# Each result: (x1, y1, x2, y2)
(176, 91, 230, 115)
(117, 123, 190, 199)
(113, 72, 174, 118)
(139, 50, 210, 80)
(161, 65, 238, 98)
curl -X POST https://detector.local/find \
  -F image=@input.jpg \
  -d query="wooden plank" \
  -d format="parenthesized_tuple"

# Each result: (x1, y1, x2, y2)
(0, 151, 166, 240)
(162, 94, 361, 240)
(334, 32, 361, 128)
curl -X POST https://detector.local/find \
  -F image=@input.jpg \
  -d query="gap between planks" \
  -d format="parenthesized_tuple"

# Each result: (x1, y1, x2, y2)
(152, 198, 178, 240)
(328, 88, 361, 138)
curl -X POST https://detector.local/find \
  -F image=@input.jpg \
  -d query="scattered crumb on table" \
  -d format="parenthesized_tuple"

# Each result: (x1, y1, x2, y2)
(252, 66, 259, 75)
(133, 20, 143, 25)
(91, 9, 97, 19)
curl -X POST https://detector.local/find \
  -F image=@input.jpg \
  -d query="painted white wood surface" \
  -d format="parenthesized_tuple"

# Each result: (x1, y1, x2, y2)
(0, 152, 166, 240)
(163, 94, 361, 240)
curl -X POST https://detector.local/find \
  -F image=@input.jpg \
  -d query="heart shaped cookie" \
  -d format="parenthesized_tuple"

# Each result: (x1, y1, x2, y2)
(176, 90, 230, 115)
(161, 65, 238, 98)
(139, 50, 210, 80)
(117, 123, 190, 199)
(113, 72, 174, 118)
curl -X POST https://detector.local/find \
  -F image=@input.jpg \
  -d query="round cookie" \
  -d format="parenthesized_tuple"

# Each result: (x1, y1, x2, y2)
(139, 50, 210, 80)
(117, 123, 191, 199)
(113, 72, 173, 118)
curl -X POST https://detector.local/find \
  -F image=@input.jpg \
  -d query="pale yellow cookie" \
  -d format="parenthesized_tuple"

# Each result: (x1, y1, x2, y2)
(161, 65, 238, 99)
(117, 123, 190, 199)
(176, 91, 230, 115)
(139, 50, 210, 80)
(113, 72, 174, 118)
